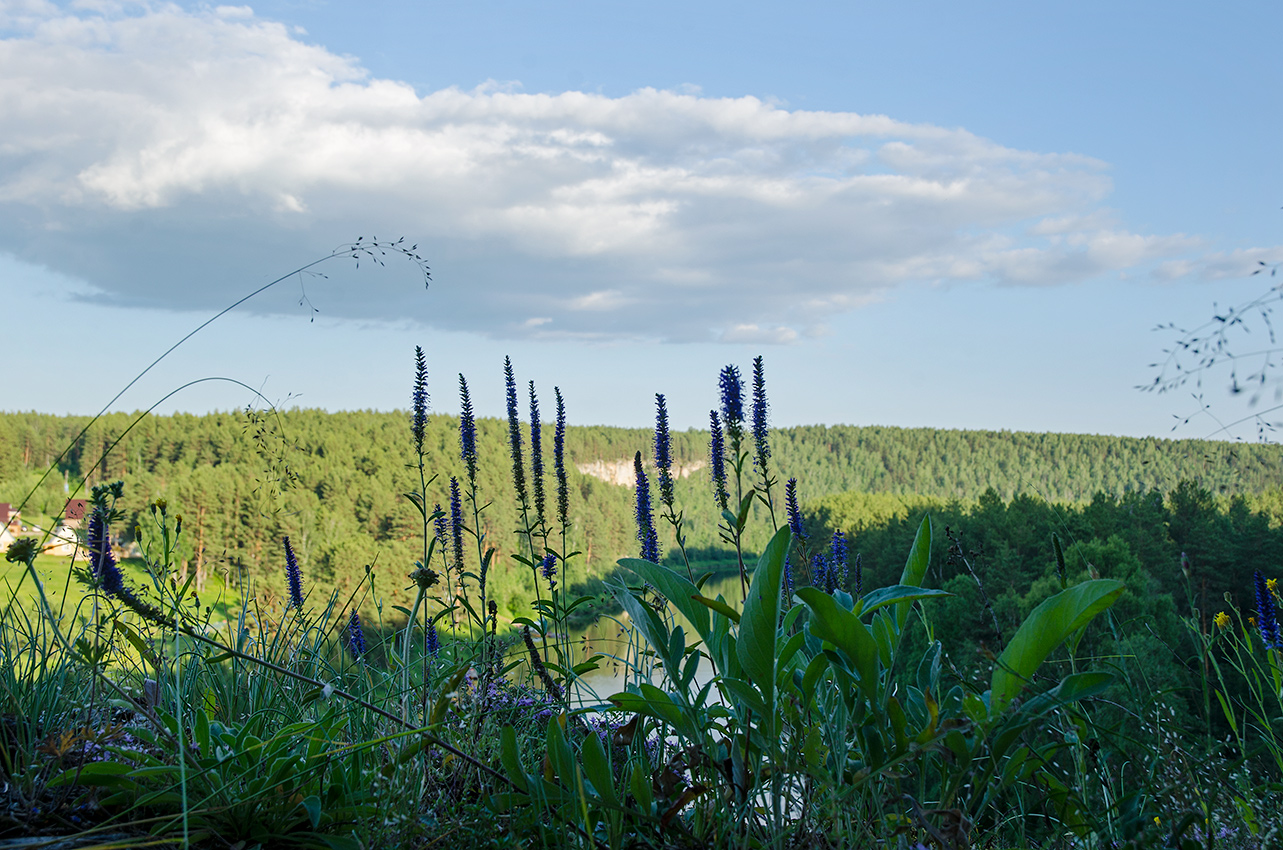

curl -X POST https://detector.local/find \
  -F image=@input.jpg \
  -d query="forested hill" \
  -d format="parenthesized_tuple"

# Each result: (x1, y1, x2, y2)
(1, 409, 1278, 617)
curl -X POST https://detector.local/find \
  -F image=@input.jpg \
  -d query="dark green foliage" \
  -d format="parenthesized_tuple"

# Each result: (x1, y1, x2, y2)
(3, 410, 1279, 623)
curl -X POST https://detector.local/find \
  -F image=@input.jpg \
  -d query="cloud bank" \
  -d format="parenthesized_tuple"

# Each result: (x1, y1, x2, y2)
(0, 2, 1236, 341)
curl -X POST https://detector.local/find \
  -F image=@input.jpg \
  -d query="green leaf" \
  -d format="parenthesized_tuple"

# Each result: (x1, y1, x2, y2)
(857, 585, 953, 618)
(499, 725, 529, 792)
(617, 558, 711, 641)
(734, 491, 754, 531)
(735, 525, 790, 711)
(50, 761, 136, 788)
(615, 589, 679, 680)
(719, 677, 768, 717)
(990, 579, 1124, 714)
(580, 731, 619, 807)
(797, 587, 880, 704)
(692, 593, 740, 624)
(403, 492, 427, 520)
(614, 683, 699, 738)
(896, 516, 932, 632)
(301, 794, 322, 829)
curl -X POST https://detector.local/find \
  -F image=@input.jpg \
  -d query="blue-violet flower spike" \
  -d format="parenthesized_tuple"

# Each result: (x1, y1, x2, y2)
(347, 610, 368, 659)
(284, 535, 304, 608)
(554, 387, 569, 528)
(529, 380, 546, 530)
(540, 552, 558, 590)
(654, 394, 674, 508)
(426, 621, 440, 658)
(504, 357, 527, 505)
(785, 478, 806, 544)
(458, 375, 478, 486)
(1255, 571, 1282, 649)
(449, 478, 465, 577)
(719, 365, 744, 444)
(411, 346, 429, 457)
(751, 356, 769, 474)
(634, 452, 660, 564)
(88, 507, 124, 596)
(828, 530, 848, 593)
(811, 553, 827, 592)
(709, 410, 729, 511)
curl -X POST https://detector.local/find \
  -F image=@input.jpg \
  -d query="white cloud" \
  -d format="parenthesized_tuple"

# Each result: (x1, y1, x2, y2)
(1153, 247, 1283, 282)
(0, 2, 1262, 342)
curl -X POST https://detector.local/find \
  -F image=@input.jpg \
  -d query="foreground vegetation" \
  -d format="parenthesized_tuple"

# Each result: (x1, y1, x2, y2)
(4, 349, 1283, 850)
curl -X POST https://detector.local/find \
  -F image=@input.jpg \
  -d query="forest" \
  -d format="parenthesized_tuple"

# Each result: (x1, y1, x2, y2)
(1, 407, 1279, 630)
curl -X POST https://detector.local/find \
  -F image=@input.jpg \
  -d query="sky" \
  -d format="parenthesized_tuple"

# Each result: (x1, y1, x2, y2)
(1, 0, 1280, 440)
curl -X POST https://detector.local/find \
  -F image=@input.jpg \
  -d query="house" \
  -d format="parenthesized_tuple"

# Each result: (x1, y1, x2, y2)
(63, 499, 88, 529)
(41, 523, 84, 558)
(0, 503, 20, 535)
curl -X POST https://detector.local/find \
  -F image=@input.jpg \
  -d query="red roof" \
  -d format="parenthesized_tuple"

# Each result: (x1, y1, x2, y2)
(64, 499, 88, 521)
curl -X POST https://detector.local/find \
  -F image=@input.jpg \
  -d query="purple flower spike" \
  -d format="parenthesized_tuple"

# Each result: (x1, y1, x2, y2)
(654, 394, 674, 509)
(828, 530, 848, 593)
(458, 375, 478, 486)
(505, 357, 527, 505)
(426, 621, 440, 658)
(1255, 571, 1282, 649)
(709, 410, 729, 512)
(529, 381, 546, 529)
(719, 365, 744, 433)
(87, 508, 124, 596)
(540, 552, 558, 591)
(283, 535, 304, 609)
(785, 478, 805, 544)
(554, 387, 569, 528)
(449, 478, 465, 577)
(411, 346, 429, 455)
(347, 610, 368, 659)
(751, 356, 769, 474)
(634, 452, 660, 564)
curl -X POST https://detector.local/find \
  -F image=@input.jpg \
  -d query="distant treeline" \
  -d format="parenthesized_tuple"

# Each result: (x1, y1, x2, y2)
(1, 409, 1279, 620)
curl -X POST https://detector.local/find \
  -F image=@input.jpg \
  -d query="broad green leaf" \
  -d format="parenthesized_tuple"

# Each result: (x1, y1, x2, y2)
(301, 794, 322, 829)
(719, 677, 768, 718)
(896, 516, 932, 632)
(797, 587, 879, 704)
(499, 725, 529, 792)
(857, 585, 953, 618)
(581, 731, 619, 807)
(610, 684, 689, 732)
(615, 588, 680, 681)
(692, 593, 741, 624)
(49, 761, 136, 788)
(618, 558, 711, 641)
(735, 525, 791, 711)
(990, 579, 1124, 714)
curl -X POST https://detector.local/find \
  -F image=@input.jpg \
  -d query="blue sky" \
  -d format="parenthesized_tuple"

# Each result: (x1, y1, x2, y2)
(1, 1, 1279, 439)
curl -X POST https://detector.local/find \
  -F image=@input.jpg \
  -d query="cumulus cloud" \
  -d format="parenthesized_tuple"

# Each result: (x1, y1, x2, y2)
(0, 2, 1246, 342)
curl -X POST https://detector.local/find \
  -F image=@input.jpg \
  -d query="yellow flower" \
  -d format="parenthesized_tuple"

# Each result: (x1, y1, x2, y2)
(1215, 611, 1230, 630)
(1154, 816, 1161, 826)
(1270, 578, 1279, 594)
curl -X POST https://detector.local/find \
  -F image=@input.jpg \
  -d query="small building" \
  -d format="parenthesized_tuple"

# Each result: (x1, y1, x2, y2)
(0, 503, 19, 535)
(63, 499, 89, 529)
(42, 524, 84, 559)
